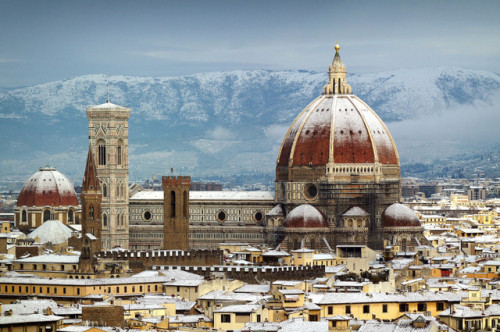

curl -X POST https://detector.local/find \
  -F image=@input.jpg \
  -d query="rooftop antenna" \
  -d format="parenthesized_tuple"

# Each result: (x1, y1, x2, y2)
(106, 74, 110, 103)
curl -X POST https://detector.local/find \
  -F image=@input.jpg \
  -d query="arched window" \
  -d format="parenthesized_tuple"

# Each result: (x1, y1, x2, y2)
(88, 205, 94, 221)
(117, 144, 122, 165)
(103, 213, 108, 227)
(22, 210, 27, 222)
(43, 210, 50, 222)
(68, 209, 74, 222)
(102, 183, 107, 198)
(98, 140, 106, 166)
(183, 191, 188, 217)
(170, 191, 176, 218)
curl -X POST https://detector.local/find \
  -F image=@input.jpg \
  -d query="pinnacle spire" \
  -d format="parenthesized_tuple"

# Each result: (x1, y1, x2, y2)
(323, 43, 352, 95)
(82, 144, 100, 191)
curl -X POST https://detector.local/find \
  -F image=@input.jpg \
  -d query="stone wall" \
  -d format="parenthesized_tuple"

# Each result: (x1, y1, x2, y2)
(154, 265, 325, 284)
(95, 249, 223, 272)
(82, 305, 124, 328)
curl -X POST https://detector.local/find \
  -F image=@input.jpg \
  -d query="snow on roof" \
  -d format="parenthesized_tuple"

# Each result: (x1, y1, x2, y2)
(278, 317, 328, 331)
(166, 314, 210, 323)
(234, 284, 271, 294)
(28, 219, 73, 245)
(13, 254, 80, 264)
(342, 206, 369, 216)
(214, 304, 260, 313)
(266, 204, 284, 216)
(131, 190, 274, 201)
(88, 101, 128, 109)
(317, 291, 460, 305)
(198, 290, 261, 302)
(0, 314, 63, 325)
(261, 250, 290, 257)
(3, 299, 59, 315)
(132, 268, 203, 281)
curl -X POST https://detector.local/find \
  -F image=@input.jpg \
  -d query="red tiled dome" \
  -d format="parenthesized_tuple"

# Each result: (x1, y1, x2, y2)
(276, 45, 399, 183)
(283, 204, 328, 228)
(17, 166, 78, 207)
(277, 95, 398, 167)
(382, 203, 421, 228)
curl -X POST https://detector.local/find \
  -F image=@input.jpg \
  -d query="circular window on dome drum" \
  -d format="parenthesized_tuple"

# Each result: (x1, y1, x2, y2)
(217, 210, 227, 223)
(142, 210, 153, 222)
(253, 211, 264, 223)
(303, 183, 318, 200)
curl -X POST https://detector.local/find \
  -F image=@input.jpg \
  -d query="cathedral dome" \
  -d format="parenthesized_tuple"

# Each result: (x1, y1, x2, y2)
(276, 44, 399, 182)
(382, 203, 421, 228)
(283, 204, 328, 228)
(17, 166, 78, 207)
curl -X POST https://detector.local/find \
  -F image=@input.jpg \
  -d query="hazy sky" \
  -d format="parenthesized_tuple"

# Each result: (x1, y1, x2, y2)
(1, 0, 499, 87)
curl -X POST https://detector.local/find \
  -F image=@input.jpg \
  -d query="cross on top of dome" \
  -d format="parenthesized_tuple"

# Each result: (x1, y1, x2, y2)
(323, 43, 352, 95)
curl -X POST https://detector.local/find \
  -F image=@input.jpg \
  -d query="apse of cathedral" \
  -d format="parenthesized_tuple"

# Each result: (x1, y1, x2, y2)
(15, 44, 428, 253)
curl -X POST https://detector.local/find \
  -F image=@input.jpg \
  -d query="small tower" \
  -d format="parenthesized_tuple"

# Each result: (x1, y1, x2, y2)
(80, 146, 102, 272)
(323, 43, 352, 95)
(87, 100, 130, 249)
(162, 176, 191, 250)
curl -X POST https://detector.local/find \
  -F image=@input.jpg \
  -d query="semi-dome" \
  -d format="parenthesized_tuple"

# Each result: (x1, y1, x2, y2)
(283, 204, 328, 228)
(276, 44, 399, 182)
(382, 203, 421, 228)
(17, 166, 78, 207)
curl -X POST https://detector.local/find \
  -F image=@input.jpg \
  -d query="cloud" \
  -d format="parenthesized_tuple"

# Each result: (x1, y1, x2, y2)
(264, 124, 288, 143)
(388, 92, 500, 163)
(206, 126, 235, 140)
(191, 139, 238, 154)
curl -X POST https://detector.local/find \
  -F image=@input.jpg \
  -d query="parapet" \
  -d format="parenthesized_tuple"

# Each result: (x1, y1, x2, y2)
(162, 176, 191, 188)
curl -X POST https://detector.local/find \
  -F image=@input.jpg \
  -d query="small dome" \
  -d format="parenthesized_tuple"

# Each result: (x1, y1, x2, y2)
(283, 204, 328, 228)
(382, 203, 421, 227)
(28, 219, 73, 245)
(17, 166, 78, 207)
(342, 206, 369, 217)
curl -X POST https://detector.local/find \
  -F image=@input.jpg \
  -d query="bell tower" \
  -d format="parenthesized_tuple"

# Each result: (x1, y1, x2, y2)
(80, 145, 102, 272)
(162, 176, 191, 250)
(87, 101, 130, 249)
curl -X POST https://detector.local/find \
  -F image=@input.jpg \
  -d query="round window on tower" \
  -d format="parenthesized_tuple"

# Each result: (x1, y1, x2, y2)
(303, 183, 318, 200)
(253, 211, 264, 223)
(142, 210, 153, 222)
(217, 210, 227, 223)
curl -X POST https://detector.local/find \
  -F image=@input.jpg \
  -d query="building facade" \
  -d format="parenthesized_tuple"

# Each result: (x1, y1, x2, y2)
(87, 101, 130, 249)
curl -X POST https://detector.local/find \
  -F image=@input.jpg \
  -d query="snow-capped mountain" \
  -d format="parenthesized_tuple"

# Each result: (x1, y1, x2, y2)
(1, 67, 499, 183)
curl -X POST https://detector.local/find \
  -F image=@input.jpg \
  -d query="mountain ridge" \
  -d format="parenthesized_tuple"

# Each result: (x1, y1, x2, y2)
(1, 66, 499, 183)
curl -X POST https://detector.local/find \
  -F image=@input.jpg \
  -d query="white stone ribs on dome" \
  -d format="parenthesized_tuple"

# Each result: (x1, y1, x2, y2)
(328, 96, 337, 163)
(347, 95, 379, 164)
(353, 96, 400, 165)
(288, 96, 325, 164)
(25, 168, 76, 197)
(276, 101, 311, 165)
(333, 96, 373, 163)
